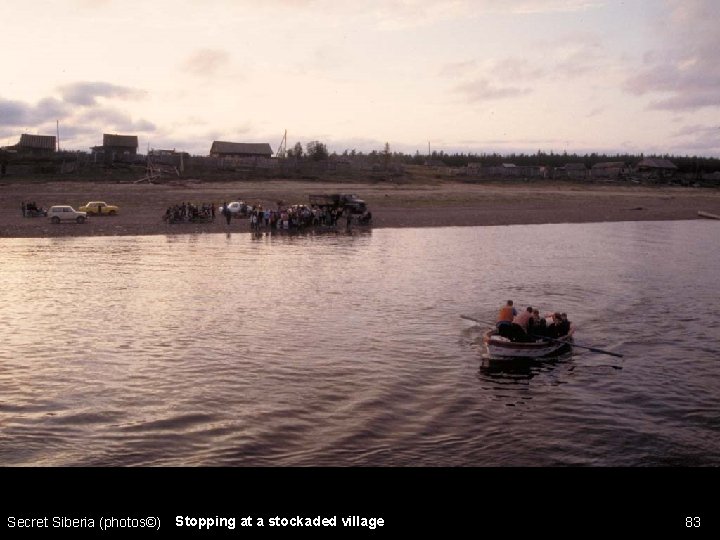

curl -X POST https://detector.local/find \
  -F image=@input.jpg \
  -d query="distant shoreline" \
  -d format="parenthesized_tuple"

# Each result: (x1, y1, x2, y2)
(1, 178, 719, 238)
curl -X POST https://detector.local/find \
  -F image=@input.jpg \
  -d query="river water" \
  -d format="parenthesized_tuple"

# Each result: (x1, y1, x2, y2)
(1, 221, 718, 466)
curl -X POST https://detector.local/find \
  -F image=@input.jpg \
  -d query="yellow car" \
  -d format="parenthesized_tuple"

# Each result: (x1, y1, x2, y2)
(79, 201, 119, 216)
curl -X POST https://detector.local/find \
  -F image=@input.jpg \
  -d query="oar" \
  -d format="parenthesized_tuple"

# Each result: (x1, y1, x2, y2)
(460, 314, 494, 326)
(529, 333, 623, 358)
(460, 314, 624, 358)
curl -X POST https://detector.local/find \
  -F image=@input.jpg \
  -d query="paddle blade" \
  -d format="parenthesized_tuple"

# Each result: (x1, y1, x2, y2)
(589, 348, 624, 358)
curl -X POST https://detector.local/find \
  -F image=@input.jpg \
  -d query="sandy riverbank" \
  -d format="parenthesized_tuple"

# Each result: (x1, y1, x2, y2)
(1, 179, 719, 238)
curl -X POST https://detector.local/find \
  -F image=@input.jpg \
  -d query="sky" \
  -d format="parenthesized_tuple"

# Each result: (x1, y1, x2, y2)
(1, 0, 719, 157)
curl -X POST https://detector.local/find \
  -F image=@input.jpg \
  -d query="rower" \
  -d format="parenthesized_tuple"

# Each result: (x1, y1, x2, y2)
(511, 306, 533, 342)
(496, 300, 516, 338)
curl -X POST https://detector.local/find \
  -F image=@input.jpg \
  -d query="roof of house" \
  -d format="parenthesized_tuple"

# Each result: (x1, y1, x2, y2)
(565, 163, 587, 170)
(19, 134, 56, 150)
(103, 134, 138, 148)
(637, 158, 677, 169)
(210, 141, 273, 155)
(592, 161, 626, 169)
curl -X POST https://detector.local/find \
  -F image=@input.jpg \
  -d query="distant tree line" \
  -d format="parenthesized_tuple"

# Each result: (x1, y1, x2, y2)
(282, 140, 720, 174)
(286, 141, 328, 161)
(332, 146, 720, 174)
(410, 150, 720, 174)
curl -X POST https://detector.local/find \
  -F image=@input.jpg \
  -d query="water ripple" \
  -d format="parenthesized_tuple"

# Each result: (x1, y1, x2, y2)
(1, 222, 718, 466)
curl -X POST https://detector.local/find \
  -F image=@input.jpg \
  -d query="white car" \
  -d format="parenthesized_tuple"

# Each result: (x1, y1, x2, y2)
(48, 205, 88, 224)
(219, 201, 252, 215)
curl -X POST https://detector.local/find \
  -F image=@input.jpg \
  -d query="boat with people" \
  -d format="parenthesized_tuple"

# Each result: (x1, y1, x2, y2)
(482, 327, 573, 359)
(462, 300, 622, 360)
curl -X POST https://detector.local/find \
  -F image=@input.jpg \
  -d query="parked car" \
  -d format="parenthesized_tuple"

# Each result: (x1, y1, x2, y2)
(78, 201, 119, 215)
(48, 205, 87, 224)
(218, 201, 252, 216)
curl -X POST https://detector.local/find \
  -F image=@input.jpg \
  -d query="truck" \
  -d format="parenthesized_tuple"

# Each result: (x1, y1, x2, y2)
(308, 193, 367, 214)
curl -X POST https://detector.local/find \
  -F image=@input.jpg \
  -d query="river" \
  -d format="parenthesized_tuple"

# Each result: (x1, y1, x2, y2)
(1, 221, 718, 466)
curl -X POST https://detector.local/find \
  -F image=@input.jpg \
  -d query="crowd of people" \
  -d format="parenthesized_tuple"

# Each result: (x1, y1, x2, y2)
(21, 201, 46, 217)
(495, 300, 572, 342)
(242, 203, 371, 231)
(163, 202, 215, 223)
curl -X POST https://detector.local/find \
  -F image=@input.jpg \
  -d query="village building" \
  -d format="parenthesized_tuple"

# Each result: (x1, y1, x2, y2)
(482, 163, 545, 178)
(591, 161, 627, 179)
(209, 141, 273, 158)
(8, 134, 57, 156)
(635, 157, 678, 180)
(564, 162, 589, 180)
(91, 134, 139, 160)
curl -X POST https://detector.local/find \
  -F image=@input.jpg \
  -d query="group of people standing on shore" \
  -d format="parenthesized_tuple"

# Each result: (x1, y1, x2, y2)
(20, 201, 46, 217)
(245, 204, 370, 231)
(160, 199, 373, 230)
(247, 204, 327, 231)
(496, 300, 572, 342)
(163, 202, 215, 223)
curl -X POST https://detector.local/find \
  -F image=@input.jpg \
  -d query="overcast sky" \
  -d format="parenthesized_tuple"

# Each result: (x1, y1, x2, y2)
(1, 0, 718, 156)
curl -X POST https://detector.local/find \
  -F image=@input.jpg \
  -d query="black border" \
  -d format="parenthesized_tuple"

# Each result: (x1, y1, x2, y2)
(2, 467, 717, 537)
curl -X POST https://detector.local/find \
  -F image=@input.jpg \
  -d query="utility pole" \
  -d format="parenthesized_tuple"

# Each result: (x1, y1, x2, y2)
(56, 120, 60, 151)
(277, 129, 287, 158)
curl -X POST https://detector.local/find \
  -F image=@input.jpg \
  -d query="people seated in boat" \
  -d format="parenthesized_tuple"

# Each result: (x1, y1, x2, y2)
(559, 313, 572, 337)
(547, 312, 572, 338)
(510, 306, 534, 342)
(527, 308, 547, 338)
(495, 300, 517, 338)
(547, 313, 561, 337)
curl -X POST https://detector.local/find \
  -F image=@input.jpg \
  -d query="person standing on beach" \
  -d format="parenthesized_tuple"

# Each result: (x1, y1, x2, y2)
(223, 202, 231, 225)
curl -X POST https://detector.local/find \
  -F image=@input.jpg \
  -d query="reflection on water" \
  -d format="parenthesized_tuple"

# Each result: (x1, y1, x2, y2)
(479, 350, 575, 380)
(1, 221, 719, 466)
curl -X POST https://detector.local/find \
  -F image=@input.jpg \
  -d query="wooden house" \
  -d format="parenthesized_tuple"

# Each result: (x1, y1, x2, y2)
(209, 141, 272, 158)
(14, 134, 56, 156)
(91, 134, 139, 161)
(636, 158, 677, 180)
(591, 161, 627, 179)
(564, 162, 589, 180)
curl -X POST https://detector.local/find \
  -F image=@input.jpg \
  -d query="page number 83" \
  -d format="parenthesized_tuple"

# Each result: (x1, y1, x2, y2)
(685, 517, 700, 527)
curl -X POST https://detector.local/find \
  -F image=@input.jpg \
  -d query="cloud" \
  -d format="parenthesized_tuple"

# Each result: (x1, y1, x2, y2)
(182, 49, 231, 77)
(444, 35, 608, 106)
(499, 0, 603, 14)
(59, 82, 147, 106)
(493, 58, 546, 82)
(624, 0, 720, 110)
(73, 0, 112, 8)
(0, 98, 31, 126)
(77, 107, 156, 132)
(672, 124, 720, 138)
(258, 0, 603, 31)
(0, 97, 69, 126)
(370, 0, 602, 28)
(439, 60, 478, 78)
(1, 87, 156, 152)
(455, 79, 531, 102)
